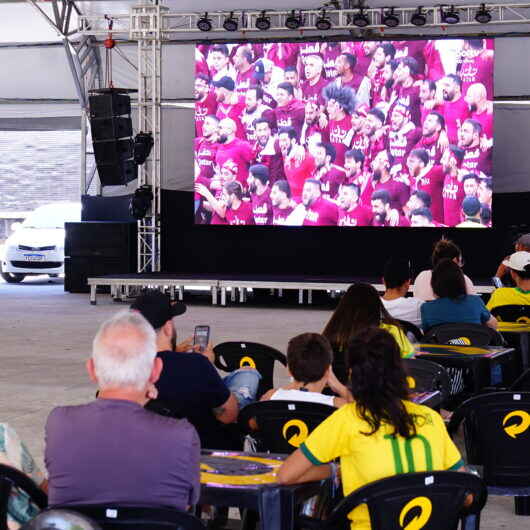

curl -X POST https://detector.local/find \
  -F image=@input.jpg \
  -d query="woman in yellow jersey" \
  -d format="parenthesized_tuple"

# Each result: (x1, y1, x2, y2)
(322, 283, 415, 382)
(277, 328, 465, 530)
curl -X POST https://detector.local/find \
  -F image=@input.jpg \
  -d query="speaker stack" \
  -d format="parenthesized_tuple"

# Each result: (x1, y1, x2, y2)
(88, 88, 137, 186)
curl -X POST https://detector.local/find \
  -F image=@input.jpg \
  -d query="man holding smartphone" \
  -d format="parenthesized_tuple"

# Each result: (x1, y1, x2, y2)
(130, 291, 261, 451)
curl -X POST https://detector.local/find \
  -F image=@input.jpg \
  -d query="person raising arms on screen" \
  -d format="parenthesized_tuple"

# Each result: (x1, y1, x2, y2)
(277, 327, 465, 530)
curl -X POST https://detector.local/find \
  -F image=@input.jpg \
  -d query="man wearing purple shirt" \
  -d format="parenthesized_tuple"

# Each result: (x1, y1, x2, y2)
(45, 311, 200, 510)
(302, 179, 339, 226)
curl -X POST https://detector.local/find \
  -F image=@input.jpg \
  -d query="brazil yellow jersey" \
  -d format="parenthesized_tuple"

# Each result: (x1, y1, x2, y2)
(486, 287, 530, 312)
(300, 401, 463, 530)
(380, 323, 415, 359)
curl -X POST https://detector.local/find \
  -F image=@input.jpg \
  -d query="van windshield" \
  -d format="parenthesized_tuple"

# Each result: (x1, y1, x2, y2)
(22, 204, 81, 229)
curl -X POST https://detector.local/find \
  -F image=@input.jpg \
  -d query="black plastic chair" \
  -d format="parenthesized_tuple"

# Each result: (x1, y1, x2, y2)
(448, 392, 530, 516)
(0, 464, 48, 530)
(213, 342, 287, 398)
(22, 509, 101, 529)
(423, 322, 504, 347)
(298, 471, 487, 530)
(50, 505, 205, 530)
(238, 400, 335, 454)
(490, 304, 530, 323)
(396, 319, 424, 342)
(403, 358, 451, 406)
(511, 369, 530, 391)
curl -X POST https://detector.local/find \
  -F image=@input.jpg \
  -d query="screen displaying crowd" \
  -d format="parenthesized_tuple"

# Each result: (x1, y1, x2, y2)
(194, 39, 494, 227)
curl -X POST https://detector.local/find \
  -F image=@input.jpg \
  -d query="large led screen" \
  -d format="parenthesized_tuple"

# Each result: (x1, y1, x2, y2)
(194, 39, 494, 227)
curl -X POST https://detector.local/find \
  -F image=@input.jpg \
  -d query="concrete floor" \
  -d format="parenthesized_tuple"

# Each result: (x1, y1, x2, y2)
(0, 276, 526, 528)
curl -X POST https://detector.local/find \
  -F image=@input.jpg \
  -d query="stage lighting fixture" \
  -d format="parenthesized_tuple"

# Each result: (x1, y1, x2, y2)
(255, 11, 271, 30)
(441, 5, 460, 24)
(130, 185, 153, 220)
(285, 10, 302, 30)
(315, 10, 332, 30)
(382, 7, 399, 27)
(133, 131, 154, 165)
(197, 12, 212, 32)
(475, 3, 492, 23)
(223, 12, 238, 32)
(352, 9, 370, 27)
(410, 7, 427, 26)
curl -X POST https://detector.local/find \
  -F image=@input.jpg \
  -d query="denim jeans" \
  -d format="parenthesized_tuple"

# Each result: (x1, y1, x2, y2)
(223, 368, 261, 409)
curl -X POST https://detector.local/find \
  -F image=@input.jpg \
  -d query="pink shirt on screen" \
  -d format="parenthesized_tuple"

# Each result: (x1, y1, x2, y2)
(251, 188, 273, 225)
(338, 205, 373, 227)
(225, 200, 255, 225)
(303, 197, 339, 226)
(442, 173, 465, 227)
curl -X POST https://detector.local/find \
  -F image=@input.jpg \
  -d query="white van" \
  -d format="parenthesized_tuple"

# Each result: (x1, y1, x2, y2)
(1, 202, 81, 283)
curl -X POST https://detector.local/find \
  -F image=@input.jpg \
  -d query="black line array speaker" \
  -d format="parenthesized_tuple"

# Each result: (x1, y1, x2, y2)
(89, 89, 137, 186)
(64, 222, 137, 293)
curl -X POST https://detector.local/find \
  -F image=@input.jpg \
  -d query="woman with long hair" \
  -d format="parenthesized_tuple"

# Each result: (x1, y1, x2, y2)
(322, 283, 415, 381)
(277, 328, 464, 530)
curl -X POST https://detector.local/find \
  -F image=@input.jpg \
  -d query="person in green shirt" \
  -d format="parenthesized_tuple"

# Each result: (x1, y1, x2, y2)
(487, 251, 530, 311)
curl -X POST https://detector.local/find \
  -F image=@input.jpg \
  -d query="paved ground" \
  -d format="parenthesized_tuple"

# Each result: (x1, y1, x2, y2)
(0, 276, 525, 528)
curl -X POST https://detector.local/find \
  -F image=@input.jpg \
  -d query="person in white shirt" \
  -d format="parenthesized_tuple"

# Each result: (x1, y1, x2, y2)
(413, 238, 476, 301)
(260, 333, 350, 408)
(381, 258, 424, 329)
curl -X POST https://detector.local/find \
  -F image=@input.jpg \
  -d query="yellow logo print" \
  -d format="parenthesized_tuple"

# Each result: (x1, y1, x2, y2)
(282, 419, 309, 447)
(516, 316, 530, 324)
(502, 410, 530, 439)
(239, 356, 256, 369)
(399, 496, 432, 530)
(407, 376, 416, 389)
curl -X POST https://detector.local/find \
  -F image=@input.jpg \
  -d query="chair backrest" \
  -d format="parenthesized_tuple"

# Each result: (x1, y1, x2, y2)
(448, 392, 530, 487)
(50, 505, 205, 530)
(324, 471, 487, 530)
(490, 304, 530, 323)
(403, 358, 451, 404)
(238, 400, 335, 454)
(213, 342, 287, 398)
(511, 369, 530, 391)
(423, 322, 503, 347)
(396, 319, 424, 343)
(0, 464, 48, 530)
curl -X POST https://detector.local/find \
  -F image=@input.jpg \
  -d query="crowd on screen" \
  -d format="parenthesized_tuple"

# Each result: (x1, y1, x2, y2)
(194, 39, 494, 227)
(5, 238, 530, 529)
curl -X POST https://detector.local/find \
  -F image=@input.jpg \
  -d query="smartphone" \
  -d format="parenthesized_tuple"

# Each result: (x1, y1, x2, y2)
(492, 277, 503, 289)
(193, 325, 210, 353)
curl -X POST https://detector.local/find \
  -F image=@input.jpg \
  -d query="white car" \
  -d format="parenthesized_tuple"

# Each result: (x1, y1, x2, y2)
(1, 202, 81, 283)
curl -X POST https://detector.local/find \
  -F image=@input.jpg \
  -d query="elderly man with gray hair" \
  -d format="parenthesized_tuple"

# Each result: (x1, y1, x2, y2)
(44, 310, 200, 510)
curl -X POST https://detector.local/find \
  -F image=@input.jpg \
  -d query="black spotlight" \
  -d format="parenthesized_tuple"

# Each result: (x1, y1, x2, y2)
(352, 8, 370, 27)
(133, 132, 154, 165)
(197, 12, 212, 32)
(315, 10, 332, 30)
(441, 5, 460, 24)
(130, 185, 153, 220)
(255, 10, 271, 30)
(410, 7, 427, 26)
(285, 10, 302, 30)
(475, 3, 492, 23)
(382, 7, 399, 27)
(223, 12, 238, 32)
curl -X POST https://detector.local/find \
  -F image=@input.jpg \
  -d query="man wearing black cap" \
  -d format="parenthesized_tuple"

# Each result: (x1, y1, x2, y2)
(456, 196, 486, 228)
(213, 76, 246, 139)
(131, 291, 260, 450)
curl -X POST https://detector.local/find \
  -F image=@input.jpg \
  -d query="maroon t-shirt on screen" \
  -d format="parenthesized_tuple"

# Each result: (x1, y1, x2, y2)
(328, 115, 353, 167)
(300, 77, 328, 107)
(253, 138, 286, 184)
(274, 100, 306, 140)
(322, 46, 341, 79)
(393, 84, 422, 127)
(225, 200, 255, 225)
(194, 137, 218, 180)
(471, 110, 493, 139)
(235, 68, 254, 95)
(443, 98, 471, 145)
(461, 146, 491, 176)
(284, 153, 316, 201)
(338, 204, 373, 227)
(412, 133, 444, 165)
(414, 164, 445, 223)
(387, 125, 422, 171)
(195, 92, 217, 137)
(215, 138, 254, 186)
(373, 178, 410, 212)
(314, 166, 346, 201)
(443, 173, 465, 227)
(272, 205, 295, 225)
(216, 98, 246, 139)
(303, 197, 339, 226)
(251, 188, 273, 225)
(458, 52, 494, 100)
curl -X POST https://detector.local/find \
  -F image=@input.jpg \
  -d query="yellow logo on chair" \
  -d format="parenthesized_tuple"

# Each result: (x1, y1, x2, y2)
(407, 376, 416, 389)
(239, 356, 256, 369)
(516, 316, 530, 324)
(282, 419, 309, 448)
(448, 337, 471, 346)
(502, 410, 530, 439)
(399, 496, 432, 530)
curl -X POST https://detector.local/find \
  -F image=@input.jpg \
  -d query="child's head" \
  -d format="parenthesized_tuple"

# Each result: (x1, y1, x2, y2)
(286, 333, 333, 385)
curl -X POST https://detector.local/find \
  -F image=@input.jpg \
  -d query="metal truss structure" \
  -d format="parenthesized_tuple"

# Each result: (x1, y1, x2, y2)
(78, 4, 530, 38)
(27, 0, 102, 195)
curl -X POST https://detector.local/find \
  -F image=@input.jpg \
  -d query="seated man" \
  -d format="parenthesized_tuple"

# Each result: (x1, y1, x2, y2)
(495, 233, 530, 285)
(381, 258, 424, 328)
(45, 311, 200, 510)
(0, 423, 47, 529)
(487, 251, 530, 311)
(131, 291, 261, 450)
(261, 333, 350, 407)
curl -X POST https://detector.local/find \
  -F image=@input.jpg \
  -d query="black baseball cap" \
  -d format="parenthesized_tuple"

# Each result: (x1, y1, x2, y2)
(212, 75, 235, 91)
(130, 291, 186, 329)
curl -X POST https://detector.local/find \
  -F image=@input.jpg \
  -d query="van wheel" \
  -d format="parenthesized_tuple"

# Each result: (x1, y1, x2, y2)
(1, 272, 25, 283)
